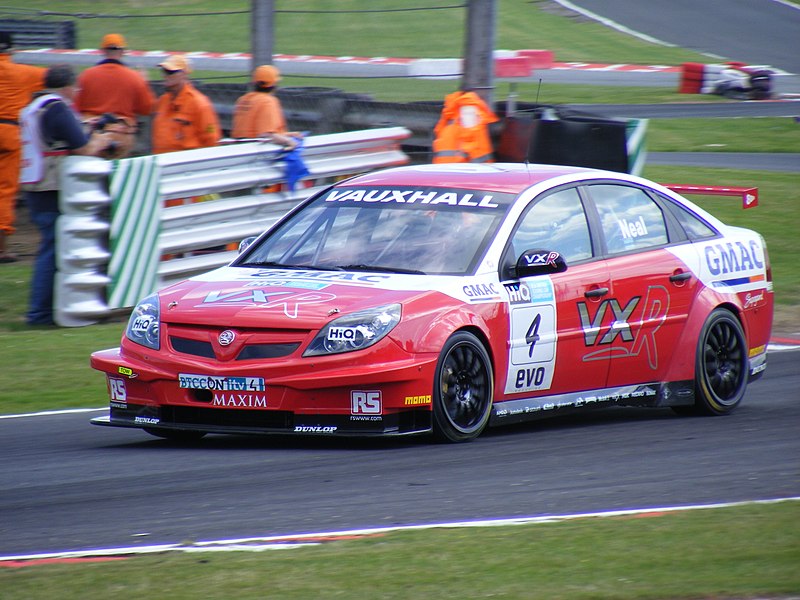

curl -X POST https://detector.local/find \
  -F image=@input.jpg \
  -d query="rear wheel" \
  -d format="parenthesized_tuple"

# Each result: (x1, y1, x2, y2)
(143, 427, 207, 442)
(690, 308, 748, 415)
(432, 331, 493, 442)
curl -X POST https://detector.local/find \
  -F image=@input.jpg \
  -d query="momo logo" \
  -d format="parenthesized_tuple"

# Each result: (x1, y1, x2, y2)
(577, 285, 670, 369)
(201, 290, 336, 318)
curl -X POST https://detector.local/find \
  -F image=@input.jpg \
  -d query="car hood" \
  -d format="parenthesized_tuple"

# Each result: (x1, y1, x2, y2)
(157, 266, 424, 329)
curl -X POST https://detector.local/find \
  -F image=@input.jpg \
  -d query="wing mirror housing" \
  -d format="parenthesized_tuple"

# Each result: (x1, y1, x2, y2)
(511, 249, 568, 279)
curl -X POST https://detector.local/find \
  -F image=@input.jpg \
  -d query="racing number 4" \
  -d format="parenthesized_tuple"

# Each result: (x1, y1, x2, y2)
(525, 313, 541, 357)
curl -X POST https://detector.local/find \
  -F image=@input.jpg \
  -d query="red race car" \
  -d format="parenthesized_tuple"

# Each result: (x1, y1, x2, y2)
(91, 163, 774, 442)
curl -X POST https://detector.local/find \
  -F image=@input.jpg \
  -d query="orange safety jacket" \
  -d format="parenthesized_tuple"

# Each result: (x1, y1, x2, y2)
(151, 83, 221, 154)
(0, 54, 45, 234)
(432, 90, 498, 164)
(231, 91, 287, 138)
(75, 60, 155, 121)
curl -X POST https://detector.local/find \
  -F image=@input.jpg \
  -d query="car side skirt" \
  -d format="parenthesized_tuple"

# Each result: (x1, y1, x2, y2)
(490, 381, 696, 426)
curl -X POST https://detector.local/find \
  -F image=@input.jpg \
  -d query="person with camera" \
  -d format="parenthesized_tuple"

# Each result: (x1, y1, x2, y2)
(75, 33, 155, 159)
(19, 64, 116, 326)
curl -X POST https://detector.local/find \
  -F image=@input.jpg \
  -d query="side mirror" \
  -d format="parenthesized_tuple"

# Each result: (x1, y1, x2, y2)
(238, 236, 257, 254)
(513, 249, 568, 279)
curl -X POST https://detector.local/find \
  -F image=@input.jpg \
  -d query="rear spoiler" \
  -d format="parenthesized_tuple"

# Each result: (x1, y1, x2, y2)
(662, 184, 759, 209)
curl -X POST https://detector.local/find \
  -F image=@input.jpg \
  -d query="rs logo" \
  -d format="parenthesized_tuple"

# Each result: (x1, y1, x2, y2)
(577, 285, 670, 369)
(351, 390, 382, 415)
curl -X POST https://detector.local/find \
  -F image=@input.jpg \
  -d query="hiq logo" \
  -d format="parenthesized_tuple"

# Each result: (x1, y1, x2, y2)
(351, 390, 382, 415)
(328, 326, 361, 341)
(506, 283, 531, 305)
(131, 315, 154, 333)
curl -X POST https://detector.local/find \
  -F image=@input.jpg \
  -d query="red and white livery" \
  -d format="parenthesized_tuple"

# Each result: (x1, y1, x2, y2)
(91, 163, 774, 442)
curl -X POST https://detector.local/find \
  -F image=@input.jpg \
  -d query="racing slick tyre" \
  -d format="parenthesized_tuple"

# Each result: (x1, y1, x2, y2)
(432, 331, 494, 443)
(681, 308, 748, 416)
(143, 427, 207, 442)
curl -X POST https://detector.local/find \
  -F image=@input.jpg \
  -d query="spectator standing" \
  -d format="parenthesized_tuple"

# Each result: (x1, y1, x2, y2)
(151, 55, 220, 154)
(232, 64, 297, 148)
(19, 64, 113, 325)
(432, 88, 498, 164)
(74, 33, 156, 159)
(0, 31, 46, 263)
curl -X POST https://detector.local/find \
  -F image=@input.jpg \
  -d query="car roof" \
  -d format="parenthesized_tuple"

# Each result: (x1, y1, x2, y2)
(339, 163, 605, 194)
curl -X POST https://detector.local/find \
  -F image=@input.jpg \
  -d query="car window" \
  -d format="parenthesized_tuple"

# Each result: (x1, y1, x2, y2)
(510, 187, 592, 263)
(246, 187, 512, 275)
(659, 194, 718, 240)
(588, 184, 668, 254)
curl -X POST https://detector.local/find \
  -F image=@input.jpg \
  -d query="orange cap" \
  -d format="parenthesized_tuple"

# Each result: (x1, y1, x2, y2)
(252, 64, 280, 87)
(101, 33, 126, 49)
(159, 54, 192, 74)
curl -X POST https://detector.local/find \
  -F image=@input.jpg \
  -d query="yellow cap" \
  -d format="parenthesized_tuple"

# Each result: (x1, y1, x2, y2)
(159, 54, 192, 74)
(252, 64, 280, 87)
(101, 33, 126, 49)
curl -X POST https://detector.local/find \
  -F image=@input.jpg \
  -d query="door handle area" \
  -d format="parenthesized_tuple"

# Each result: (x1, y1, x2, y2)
(584, 287, 609, 298)
(669, 271, 692, 283)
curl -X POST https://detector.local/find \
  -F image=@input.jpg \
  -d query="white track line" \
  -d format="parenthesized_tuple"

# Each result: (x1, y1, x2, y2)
(0, 407, 106, 420)
(1, 497, 797, 563)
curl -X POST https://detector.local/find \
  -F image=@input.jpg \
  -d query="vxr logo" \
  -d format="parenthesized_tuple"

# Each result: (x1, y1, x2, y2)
(524, 251, 560, 267)
(576, 285, 670, 369)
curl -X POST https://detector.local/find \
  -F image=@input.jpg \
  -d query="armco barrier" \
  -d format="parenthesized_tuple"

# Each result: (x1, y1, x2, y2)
(55, 127, 411, 327)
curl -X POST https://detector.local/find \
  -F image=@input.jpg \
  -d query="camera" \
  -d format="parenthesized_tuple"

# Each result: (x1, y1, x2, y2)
(92, 113, 124, 132)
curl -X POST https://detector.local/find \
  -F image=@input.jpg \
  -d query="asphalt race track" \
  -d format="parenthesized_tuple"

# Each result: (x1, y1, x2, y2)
(0, 350, 797, 557)
(564, 0, 800, 74)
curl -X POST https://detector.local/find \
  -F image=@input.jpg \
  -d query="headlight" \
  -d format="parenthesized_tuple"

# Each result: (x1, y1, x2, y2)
(125, 293, 161, 350)
(303, 303, 401, 357)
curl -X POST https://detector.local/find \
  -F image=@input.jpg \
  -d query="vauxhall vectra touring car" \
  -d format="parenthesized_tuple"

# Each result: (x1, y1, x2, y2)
(91, 163, 773, 442)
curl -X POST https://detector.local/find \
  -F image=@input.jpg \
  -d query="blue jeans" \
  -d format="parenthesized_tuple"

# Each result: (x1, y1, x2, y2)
(25, 191, 60, 326)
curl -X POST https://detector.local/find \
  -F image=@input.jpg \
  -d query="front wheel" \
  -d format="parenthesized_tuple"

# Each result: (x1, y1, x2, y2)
(691, 308, 748, 415)
(432, 331, 494, 442)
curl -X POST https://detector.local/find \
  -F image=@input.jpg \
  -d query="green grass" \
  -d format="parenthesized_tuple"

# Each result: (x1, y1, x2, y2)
(5, 0, 716, 64)
(648, 117, 800, 153)
(2, 501, 798, 599)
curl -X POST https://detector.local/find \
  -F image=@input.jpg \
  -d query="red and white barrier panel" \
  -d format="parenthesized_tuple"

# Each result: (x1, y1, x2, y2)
(664, 184, 759, 209)
(14, 48, 554, 79)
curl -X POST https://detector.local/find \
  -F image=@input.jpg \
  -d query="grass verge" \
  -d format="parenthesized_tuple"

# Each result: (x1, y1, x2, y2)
(1, 501, 798, 600)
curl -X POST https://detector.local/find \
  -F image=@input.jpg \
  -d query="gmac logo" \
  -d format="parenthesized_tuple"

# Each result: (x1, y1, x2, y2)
(577, 285, 670, 369)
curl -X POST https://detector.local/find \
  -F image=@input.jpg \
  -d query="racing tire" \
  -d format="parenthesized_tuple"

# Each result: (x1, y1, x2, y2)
(143, 427, 207, 442)
(432, 331, 493, 443)
(683, 308, 748, 416)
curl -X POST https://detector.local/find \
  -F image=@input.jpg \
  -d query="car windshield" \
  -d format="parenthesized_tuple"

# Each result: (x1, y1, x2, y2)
(238, 185, 513, 275)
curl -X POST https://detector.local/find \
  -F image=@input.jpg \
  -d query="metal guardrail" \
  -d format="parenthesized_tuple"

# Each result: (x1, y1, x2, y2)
(55, 127, 411, 327)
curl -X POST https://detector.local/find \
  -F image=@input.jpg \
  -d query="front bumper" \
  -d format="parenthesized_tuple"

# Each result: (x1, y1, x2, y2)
(90, 342, 439, 437)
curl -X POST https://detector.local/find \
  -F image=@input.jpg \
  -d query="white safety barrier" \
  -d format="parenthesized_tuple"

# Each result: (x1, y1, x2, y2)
(55, 127, 411, 327)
